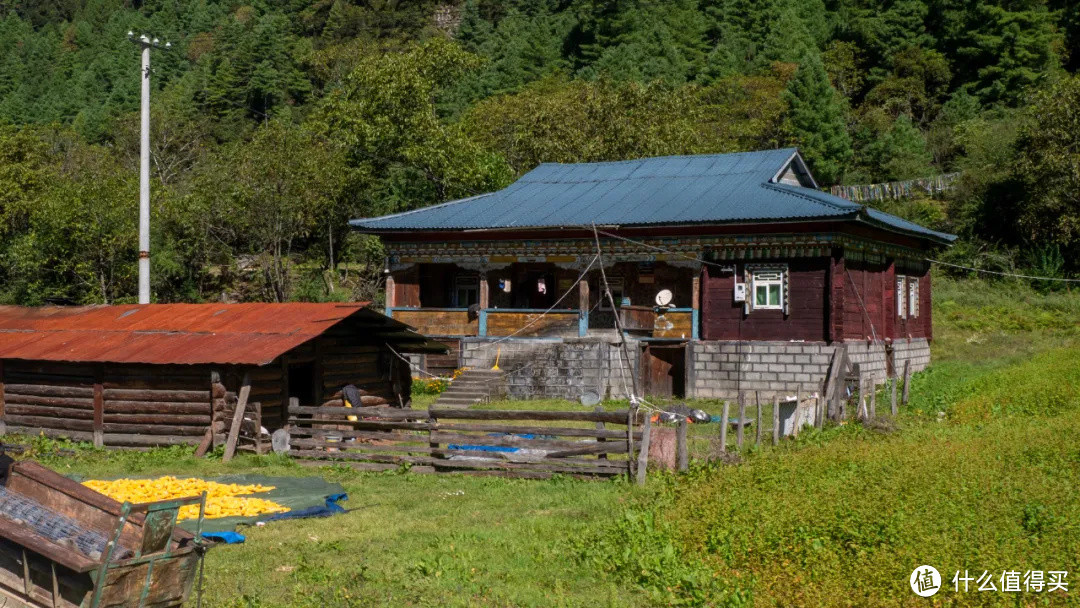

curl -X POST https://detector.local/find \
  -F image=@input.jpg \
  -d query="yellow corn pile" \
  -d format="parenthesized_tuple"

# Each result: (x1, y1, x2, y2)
(82, 477, 290, 520)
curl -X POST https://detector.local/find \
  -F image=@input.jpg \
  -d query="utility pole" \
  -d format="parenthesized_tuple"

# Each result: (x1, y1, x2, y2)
(127, 32, 170, 304)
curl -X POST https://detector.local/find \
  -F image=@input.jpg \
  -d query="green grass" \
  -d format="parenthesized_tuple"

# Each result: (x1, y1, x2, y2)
(13, 276, 1080, 606)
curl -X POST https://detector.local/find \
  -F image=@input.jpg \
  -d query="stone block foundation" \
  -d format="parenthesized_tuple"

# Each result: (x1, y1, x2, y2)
(458, 337, 931, 402)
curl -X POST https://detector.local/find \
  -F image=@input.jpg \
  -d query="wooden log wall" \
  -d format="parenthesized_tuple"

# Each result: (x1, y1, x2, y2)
(1, 362, 215, 448)
(286, 404, 645, 478)
(313, 330, 407, 409)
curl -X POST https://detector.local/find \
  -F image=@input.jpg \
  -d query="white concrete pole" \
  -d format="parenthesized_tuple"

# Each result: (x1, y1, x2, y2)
(138, 37, 151, 304)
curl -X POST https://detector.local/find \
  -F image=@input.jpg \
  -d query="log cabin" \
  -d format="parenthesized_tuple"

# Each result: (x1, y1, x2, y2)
(351, 148, 955, 401)
(0, 303, 444, 449)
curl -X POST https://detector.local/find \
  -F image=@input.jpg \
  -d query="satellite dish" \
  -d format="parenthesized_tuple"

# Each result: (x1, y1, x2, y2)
(655, 289, 673, 307)
(579, 390, 601, 407)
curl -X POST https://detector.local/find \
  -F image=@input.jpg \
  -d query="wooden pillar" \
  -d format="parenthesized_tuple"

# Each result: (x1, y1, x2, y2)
(92, 365, 104, 448)
(479, 272, 490, 309)
(0, 360, 6, 436)
(384, 273, 396, 314)
(829, 250, 845, 343)
(691, 271, 701, 340)
(578, 278, 590, 311)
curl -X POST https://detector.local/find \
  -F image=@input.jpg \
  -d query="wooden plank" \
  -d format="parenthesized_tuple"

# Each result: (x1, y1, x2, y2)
(194, 428, 213, 458)
(1, 394, 93, 408)
(429, 432, 621, 451)
(104, 401, 211, 414)
(290, 405, 641, 425)
(891, 376, 898, 416)
(901, 359, 912, 405)
(635, 416, 651, 486)
(92, 366, 103, 449)
(736, 396, 745, 449)
(0, 384, 93, 398)
(222, 373, 251, 462)
(286, 450, 625, 475)
(772, 396, 779, 445)
(719, 401, 729, 452)
(869, 380, 877, 419)
(4, 405, 95, 419)
(102, 388, 210, 402)
(595, 406, 607, 460)
(676, 418, 688, 471)
(289, 423, 641, 442)
(755, 392, 762, 446)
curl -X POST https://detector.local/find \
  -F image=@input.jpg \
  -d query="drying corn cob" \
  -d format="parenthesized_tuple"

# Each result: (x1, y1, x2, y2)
(82, 477, 289, 520)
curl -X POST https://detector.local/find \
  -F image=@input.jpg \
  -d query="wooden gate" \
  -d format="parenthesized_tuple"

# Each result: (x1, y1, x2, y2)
(285, 404, 644, 479)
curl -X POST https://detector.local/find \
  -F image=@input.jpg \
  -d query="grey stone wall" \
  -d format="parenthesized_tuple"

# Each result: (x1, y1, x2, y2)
(458, 337, 931, 402)
(460, 338, 638, 401)
(687, 341, 832, 401)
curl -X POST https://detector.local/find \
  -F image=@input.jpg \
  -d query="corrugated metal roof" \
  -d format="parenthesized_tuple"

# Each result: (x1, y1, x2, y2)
(0, 303, 444, 366)
(350, 148, 955, 244)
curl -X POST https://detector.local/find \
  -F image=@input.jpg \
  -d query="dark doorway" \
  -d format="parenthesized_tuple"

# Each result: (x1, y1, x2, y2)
(288, 362, 317, 406)
(641, 344, 686, 398)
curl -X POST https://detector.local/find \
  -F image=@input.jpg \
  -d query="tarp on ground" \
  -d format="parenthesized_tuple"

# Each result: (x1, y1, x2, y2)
(69, 473, 348, 533)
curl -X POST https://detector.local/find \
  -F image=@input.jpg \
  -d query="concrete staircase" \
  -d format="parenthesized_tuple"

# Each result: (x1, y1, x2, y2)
(433, 369, 505, 408)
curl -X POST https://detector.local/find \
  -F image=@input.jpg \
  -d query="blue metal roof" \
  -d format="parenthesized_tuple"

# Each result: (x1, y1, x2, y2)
(351, 148, 955, 244)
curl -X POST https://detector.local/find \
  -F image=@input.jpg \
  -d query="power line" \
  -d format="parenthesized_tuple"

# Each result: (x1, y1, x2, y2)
(926, 259, 1080, 283)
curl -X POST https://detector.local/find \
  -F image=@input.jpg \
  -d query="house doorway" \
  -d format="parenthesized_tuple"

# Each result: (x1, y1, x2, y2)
(640, 344, 686, 398)
(288, 362, 317, 406)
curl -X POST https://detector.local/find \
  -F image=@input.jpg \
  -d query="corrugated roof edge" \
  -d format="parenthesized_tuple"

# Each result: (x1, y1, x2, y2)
(348, 192, 497, 229)
(765, 183, 956, 243)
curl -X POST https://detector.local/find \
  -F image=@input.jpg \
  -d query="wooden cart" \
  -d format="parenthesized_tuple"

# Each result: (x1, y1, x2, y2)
(0, 461, 206, 608)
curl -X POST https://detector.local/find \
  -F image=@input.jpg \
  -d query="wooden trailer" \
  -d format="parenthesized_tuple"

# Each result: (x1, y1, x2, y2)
(0, 304, 444, 450)
(0, 460, 206, 607)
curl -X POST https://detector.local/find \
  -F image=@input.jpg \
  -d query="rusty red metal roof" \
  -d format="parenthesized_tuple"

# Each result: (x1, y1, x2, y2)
(0, 303, 440, 366)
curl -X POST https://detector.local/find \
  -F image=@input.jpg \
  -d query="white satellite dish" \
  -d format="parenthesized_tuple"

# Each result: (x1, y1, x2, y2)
(655, 289, 673, 307)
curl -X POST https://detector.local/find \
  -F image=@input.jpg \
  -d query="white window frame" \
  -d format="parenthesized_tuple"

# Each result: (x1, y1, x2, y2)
(746, 265, 788, 313)
(453, 275, 479, 307)
(599, 277, 624, 311)
(896, 275, 907, 319)
(908, 277, 919, 318)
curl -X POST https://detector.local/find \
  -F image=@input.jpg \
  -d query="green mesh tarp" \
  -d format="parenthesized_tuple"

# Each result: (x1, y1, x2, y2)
(70, 474, 347, 533)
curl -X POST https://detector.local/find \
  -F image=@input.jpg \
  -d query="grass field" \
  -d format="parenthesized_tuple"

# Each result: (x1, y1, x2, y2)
(19, 275, 1080, 606)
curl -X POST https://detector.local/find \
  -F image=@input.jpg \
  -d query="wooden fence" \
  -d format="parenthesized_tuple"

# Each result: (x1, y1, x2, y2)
(285, 403, 645, 479)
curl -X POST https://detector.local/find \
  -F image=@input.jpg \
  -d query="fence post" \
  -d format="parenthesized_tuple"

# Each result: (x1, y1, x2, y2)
(719, 401, 729, 453)
(736, 395, 745, 450)
(772, 395, 780, 445)
(676, 418, 688, 472)
(869, 380, 877, 419)
(636, 415, 651, 486)
(891, 376, 898, 416)
(755, 391, 762, 446)
(626, 407, 636, 477)
(595, 406, 607, 460)
(901, 359, 912, 405)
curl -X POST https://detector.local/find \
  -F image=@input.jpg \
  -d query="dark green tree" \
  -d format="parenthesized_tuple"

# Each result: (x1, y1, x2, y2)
(784, 51, 852, 184)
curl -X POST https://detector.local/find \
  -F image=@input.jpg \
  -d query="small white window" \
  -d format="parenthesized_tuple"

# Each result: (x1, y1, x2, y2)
(896, 276, 907, 319)
(454, 275, 479, 307)
(908, 278, 919, 318)
(599, 278, 624, 311)
(750, 268, 784, 310)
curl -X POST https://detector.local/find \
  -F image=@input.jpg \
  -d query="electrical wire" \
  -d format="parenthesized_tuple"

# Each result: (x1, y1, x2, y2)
(926, 259, 1080, 283)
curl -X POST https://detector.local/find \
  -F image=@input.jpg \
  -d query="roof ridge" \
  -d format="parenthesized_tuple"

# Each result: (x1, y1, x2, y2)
(530, 148, 798, 169)
(760, 182, 860, 212)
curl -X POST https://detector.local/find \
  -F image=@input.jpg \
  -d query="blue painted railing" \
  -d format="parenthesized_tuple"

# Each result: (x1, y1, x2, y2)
(385, 306, 699, 340)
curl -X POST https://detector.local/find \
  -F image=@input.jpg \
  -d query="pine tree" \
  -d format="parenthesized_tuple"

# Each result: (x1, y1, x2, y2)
(784, 51, 852, 184)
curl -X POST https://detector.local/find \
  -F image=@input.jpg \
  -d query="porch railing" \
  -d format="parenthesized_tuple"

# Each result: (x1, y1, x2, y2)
(387, 306, 698, 340)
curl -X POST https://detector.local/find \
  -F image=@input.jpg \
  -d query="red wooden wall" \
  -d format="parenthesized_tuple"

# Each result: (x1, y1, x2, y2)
(701, 258, 830, 342)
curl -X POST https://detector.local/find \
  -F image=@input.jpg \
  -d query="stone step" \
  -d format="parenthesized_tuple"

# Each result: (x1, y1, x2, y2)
(439, 391, 488, 399)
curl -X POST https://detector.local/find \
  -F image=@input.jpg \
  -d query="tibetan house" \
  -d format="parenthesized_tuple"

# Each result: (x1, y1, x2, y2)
(0, 303, 443, 448)
(352, 148, 955, 401)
